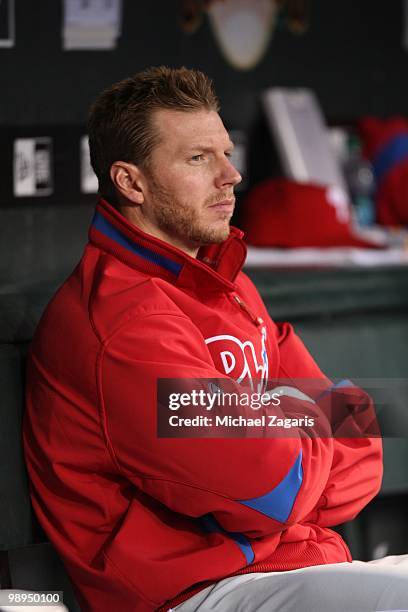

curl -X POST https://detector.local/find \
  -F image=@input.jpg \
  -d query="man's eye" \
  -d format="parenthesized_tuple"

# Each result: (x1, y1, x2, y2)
(191, 154, 205, 162)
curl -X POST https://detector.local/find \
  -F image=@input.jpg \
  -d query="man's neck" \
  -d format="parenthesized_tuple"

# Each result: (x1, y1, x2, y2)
(116, 203, 200, 258)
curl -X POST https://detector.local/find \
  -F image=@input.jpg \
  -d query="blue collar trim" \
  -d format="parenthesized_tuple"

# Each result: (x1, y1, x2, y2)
(92, 211, 182, 276)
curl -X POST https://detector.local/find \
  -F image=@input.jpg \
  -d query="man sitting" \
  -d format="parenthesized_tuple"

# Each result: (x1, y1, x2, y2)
(24, 66, 407, 612)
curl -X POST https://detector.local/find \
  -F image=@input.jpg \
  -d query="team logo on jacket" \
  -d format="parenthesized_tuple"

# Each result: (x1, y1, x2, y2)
(205, 326, 269, 393)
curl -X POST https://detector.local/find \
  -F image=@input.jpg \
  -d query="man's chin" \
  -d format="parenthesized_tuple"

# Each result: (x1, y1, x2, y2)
(196, 224, 231, 245)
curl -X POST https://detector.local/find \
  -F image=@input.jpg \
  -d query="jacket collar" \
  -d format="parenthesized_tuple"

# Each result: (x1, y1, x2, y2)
(88, 199, 247, 293)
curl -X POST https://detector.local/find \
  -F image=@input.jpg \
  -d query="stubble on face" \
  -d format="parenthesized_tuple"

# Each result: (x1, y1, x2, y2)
(144, 168, 233, 248)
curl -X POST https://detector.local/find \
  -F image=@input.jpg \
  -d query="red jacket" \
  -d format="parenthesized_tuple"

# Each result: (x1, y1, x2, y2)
(24, 199, 382, 611)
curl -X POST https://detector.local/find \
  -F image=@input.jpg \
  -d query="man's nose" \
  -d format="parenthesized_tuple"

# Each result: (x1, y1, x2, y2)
(215, 157, 242, 189)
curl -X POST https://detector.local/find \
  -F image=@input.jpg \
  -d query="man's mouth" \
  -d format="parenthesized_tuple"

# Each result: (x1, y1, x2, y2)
(208, 197, 235, 213)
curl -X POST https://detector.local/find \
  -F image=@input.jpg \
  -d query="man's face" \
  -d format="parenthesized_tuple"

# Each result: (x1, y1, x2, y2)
(139, 108, 242, 255)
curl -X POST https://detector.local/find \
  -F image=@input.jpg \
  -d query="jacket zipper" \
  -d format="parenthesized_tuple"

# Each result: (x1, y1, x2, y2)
(232, 294, 264, 327)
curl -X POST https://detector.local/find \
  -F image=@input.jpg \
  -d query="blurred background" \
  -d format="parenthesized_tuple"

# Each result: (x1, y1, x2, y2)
(2, 0, 408, 282)
(1, 1, 408, 609)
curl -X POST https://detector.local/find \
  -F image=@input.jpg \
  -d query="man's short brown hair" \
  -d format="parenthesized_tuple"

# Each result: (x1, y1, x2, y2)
(88, 66, 220, 202)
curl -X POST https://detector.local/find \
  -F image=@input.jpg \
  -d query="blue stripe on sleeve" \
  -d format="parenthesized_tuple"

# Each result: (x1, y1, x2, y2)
(200, 514, 255, 565)
(238, 450, 303, 523)
(316, 379, 354, 402)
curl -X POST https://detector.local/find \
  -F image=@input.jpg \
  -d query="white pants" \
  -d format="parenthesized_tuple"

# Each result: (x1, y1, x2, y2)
(173, 555, 408, 612)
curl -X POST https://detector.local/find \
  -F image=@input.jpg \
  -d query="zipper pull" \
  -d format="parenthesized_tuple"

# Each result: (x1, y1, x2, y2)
(233, 294, 264, 326)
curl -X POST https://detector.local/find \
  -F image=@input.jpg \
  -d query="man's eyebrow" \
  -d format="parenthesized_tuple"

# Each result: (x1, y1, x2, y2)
(184, 141, 235, 152)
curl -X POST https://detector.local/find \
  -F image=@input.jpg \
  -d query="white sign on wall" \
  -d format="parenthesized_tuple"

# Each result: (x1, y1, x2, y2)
(13, 138, 53, 197)
(0, 0, 15, 48)
(80, 135, 98, 194)
(63, 0, 122, 50)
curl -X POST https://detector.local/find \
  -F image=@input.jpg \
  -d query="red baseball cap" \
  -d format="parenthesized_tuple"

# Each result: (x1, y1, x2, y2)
(241, 178, 383, 248)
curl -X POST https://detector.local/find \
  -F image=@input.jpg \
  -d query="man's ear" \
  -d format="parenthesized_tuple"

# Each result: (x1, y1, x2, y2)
(110, 161, 145, 205)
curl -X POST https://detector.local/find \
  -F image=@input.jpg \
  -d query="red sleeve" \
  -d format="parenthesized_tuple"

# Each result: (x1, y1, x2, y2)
(99, 312, 334, 538)
(274, 320, 383, 527)
(307, 434, 383, 527)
